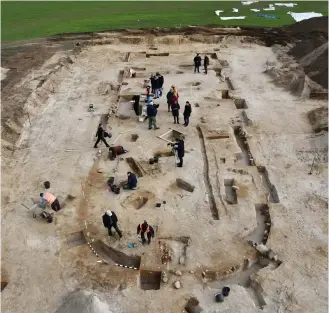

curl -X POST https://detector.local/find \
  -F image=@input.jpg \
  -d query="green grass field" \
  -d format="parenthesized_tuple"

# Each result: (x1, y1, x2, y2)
(1, 1, 328, 41)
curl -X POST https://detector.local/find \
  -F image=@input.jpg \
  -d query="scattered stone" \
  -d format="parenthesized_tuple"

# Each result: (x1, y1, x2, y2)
(190, 270, 194, 274)
(232, 185, 239, 191)
(174, 281, 181, 289)
(267, 249, 278, 260)
(179, 256, 186, 265)
(195, 103, 200, 107)
(97, 168, 103, 173)
(175, 270, 182, 276)
(176, 178, 195, 193)
(200, 116, 206, 123)
(201, 272, 206, 278)
(256, 244, 269, 255)
(162, 276, 168, 283)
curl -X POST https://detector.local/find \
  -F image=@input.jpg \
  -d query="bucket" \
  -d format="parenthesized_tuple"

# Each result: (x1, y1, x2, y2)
(215, 293, 224, 303)
(222, 287, 230, 297)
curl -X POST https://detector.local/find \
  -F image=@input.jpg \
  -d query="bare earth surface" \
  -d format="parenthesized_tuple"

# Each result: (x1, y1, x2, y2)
(1, 32, 328, 313)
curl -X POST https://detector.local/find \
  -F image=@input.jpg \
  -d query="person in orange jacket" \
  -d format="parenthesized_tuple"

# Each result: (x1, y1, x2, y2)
(40, 192, 61, 212)
(137, 221, 155, 244)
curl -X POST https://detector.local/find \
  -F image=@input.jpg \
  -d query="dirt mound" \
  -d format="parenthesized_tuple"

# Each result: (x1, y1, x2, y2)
(55, 291, 112, 313)
(286, 17, 328, 89)
(284, 16, 328, 36)
(307, 106, 328, 133)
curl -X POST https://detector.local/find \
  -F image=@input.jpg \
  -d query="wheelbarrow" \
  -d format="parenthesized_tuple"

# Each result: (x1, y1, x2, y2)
(21, 200, 53, 223)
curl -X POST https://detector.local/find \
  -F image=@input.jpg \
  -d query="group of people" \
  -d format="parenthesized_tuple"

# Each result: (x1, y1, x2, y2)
(150, 72, 164, 99)
(166, 86, 192, 126)
(194, 53, 210, 74)
(102, 210, 155, 245)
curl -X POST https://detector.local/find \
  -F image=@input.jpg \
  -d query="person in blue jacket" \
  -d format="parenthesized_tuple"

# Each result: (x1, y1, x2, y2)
(124, 172, 137, 190)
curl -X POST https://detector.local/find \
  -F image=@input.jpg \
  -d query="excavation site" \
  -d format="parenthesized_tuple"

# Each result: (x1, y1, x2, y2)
(1, 19, 328, 313)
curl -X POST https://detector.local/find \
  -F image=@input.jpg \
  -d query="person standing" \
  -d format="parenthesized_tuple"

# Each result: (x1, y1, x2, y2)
(204, 54, 210, 74)
(150, 75, 156, 94)
(94, 123, 110, 148)
(146, 102, 159, 130)
(174, 138, 185, 167)
(153, 75, 160, 99)
(137, 221, 155, 245)
(156, 72, 164, 97)
(194, 53, 201, 73)
(40, 192, 61, 211)
(166, 88, 174, 112)
(132, 95, 140, 116)
(102, 210, 122, 238)
(171, 100, 180, 124)
(145, 86, 153, 104)
(183, 101, 192, 126)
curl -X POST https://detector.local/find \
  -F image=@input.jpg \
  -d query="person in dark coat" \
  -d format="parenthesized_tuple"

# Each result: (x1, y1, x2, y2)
(150, 75, 156, 94)
(102, 210, 122, 237)
(194, 53, 201, 73)
(171, 101, 180, 124)
(94, 123, 110, 148)
(166, 88, 174, 112)
(124, 172, 137, 190)
(204, 54, 210, 74)
(174, 138, 185, 167)
(156, 72, 164, 97)
(183, 101, 192, 126)
(137, 220, 155, 244)
(146, 102, 159, 130)
(132, 95, 140, 116)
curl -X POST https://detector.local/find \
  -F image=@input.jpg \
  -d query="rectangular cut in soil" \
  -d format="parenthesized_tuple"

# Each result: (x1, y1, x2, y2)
(234, 98, 248, 109)
(224, 179, 237, 204)
(126, 157, 145, 177)
(140, 270, 161, 290)
(67, 231, 87, 248)
(157, 129, 185, 144)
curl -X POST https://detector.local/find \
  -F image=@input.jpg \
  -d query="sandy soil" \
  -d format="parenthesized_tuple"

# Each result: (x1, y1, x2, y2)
(1, 35, 328, 313)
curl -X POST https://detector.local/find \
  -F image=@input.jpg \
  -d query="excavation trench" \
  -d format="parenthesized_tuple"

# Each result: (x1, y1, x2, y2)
(210, 261, 268, 309)
(257, 166, 280, 203)
(92, 240, 141, 269)
(233, 127, 252, 166)
(246, 204, 271, 244)
(196, 125, 219, 220)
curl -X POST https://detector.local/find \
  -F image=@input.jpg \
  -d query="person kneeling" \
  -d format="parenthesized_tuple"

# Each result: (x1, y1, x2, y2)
(123, 172, 137, 190)
(109, 145, 128, 160)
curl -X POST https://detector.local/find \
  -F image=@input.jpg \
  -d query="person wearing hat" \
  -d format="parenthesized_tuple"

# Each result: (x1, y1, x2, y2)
(137, 220, 155, 244)
(40, 192, 61, 211)
(146, 101, 159, 130)
(94, 123, 110, 148)
(102, 210, 122, 238)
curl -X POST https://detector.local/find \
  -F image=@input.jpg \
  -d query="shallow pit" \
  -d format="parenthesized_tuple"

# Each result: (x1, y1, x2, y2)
(140, 270, 161, 290)
(185, 297, 203, 313)
(67, 231, 87, 248)
(126, 157, 145, 177)
(234, 98, 248, 109)
(224, 179, 237, 204)
(157, 129, 185, 144)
